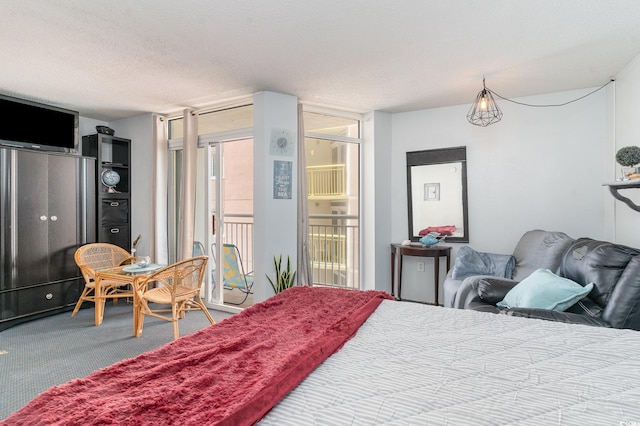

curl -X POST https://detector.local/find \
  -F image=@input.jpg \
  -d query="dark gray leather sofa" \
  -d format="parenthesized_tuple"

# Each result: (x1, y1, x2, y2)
(444, 230, 640, 330)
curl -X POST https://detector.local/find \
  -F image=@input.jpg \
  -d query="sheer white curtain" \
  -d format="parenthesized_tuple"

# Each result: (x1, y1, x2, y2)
(297, 103, 312, 285)
(152, 114, 169, 265)
(178, 108, 198, 260)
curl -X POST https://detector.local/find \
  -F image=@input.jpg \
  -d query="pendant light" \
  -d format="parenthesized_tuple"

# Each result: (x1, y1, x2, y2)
(466, 78, 503, 127)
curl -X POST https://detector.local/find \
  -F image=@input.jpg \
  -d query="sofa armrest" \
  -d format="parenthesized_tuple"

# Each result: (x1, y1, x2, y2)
(476, 277, 519, 304)
(452, 275, 518, 309)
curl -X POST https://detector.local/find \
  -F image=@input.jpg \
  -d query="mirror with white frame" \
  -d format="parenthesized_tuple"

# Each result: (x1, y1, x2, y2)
(406, 146, 469, 243)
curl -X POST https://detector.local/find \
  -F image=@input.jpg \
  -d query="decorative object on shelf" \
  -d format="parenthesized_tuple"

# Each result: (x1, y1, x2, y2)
(467, 78, 503, 127)
(266, 254, 297, 294)
(615, 145, 640, 180)
(100, 169, 120, 193)
(467, 78, 615, 127)
(95, 125, 115, 136)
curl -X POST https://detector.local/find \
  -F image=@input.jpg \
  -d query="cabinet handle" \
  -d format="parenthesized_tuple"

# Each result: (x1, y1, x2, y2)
(40, 215, 48, 221)
(110, 228, 120, 234)
(110, 202, 120, 207)
(45, 293, 53, 300)
(50, 216, 58, 221)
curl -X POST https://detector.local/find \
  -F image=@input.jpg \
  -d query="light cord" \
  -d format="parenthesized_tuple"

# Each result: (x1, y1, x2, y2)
(487, 79, 615, 107)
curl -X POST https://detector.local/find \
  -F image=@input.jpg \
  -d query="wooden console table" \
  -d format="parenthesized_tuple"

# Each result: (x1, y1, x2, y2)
(390, 243, 452, 305)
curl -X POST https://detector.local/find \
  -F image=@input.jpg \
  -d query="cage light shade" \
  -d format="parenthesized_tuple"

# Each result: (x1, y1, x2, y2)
(467, 88, 503, 127)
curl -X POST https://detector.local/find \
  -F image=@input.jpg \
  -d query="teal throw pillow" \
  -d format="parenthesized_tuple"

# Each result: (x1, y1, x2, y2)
(496, 268, 594, 312)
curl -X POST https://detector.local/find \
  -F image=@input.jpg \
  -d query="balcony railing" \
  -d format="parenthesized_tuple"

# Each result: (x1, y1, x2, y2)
(307, 164, 346, 198)
(308, 214, 359, 288)
(216, 213, 254, 273)
(219, 213, 359, 289)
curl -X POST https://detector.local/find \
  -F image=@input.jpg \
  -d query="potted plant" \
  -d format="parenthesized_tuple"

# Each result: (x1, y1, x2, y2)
(266, 255, 297, 294)
(616, 146, 640, 177)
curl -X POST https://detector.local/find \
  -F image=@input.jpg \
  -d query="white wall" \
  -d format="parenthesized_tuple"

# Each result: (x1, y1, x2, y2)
(363, 111, 393, 292)
(612, 55, 640, 248)
(253, 91, 298, 302)
(390, 88, 608, 303)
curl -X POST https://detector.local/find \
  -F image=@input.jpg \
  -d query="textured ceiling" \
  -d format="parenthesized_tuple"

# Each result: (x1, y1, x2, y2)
(2, 0, 640, 122)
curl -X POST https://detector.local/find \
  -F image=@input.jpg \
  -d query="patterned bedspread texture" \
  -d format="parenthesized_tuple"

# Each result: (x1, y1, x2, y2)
(262, 300, 640, 425)
(2, 286, 392, 426)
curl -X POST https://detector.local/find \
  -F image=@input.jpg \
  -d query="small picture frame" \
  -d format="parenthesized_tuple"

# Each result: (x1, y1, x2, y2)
(273, 160, 293, 199)
(424, 183, 440, 201)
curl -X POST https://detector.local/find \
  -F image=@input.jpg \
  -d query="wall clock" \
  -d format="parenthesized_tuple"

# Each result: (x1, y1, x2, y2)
(270, 128, 294, 156)
(101, 169, 120, 193)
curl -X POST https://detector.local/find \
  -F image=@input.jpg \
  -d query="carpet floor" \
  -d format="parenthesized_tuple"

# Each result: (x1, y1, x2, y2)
(0, 301, 234, 420)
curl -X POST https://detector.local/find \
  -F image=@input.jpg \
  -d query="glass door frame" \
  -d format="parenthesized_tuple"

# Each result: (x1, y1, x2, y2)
(199, 128, 253, 313)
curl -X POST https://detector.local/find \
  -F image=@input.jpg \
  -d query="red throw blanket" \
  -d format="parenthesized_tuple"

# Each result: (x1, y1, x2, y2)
(4, 287, 392, 425)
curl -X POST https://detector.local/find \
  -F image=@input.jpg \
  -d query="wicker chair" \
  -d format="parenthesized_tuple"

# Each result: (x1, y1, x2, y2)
(135, 256, 215, 340)
(72, 243, 135, 325)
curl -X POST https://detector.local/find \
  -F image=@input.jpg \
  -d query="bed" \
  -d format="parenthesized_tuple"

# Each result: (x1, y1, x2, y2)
(4, 286, 640, 425)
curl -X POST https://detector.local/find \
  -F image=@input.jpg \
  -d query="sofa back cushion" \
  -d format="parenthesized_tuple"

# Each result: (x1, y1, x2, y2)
(601, 255, 640, 330)
(559, 238, 640, 309)
(511, 230, 574, 281)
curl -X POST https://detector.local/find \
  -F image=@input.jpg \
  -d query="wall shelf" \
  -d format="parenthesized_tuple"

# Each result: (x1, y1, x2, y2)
(604, 179, 640, 212)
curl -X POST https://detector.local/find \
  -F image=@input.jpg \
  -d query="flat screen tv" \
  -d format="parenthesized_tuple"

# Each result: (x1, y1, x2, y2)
(0, 94, 79, 153)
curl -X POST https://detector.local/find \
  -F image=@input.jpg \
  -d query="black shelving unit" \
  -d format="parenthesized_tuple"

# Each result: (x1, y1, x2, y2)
(82, 133, 131, 250)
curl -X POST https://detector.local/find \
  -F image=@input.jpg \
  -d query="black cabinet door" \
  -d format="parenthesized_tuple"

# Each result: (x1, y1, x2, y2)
(15, 151, 79, 286)
(47, 154, 80, 282)
(15, 150, 50, 286)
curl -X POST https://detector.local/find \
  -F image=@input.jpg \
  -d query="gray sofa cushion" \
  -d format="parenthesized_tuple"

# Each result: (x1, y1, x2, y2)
(511, 230, 574, 281)
(451, 246, 515, 280)
(559, 238, 640, 308)
(602, 255, 640, 329)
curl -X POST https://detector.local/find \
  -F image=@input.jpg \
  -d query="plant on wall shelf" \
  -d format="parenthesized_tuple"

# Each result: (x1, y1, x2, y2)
(266, 255, 297, 294)
(616, 146, 640, 167)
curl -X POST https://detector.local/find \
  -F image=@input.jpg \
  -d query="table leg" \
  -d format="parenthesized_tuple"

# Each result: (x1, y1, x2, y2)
(397, 254, 403, 301)
(390, 251, 396, 298)
(434, 252, 440, 306)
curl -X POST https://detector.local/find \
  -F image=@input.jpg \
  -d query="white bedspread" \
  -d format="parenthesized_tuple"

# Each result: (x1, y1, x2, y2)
(261, 300, 640, 425)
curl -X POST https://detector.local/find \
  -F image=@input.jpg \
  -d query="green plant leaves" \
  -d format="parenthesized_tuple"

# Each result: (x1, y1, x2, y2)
(266, 254, 297, 294)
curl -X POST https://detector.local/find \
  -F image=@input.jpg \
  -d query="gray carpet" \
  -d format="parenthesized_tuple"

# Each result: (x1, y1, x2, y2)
(0, 302, 234, 420)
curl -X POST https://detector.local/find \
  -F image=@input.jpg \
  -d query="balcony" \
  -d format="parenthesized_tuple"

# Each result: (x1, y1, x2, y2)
(307, 164, 346, 199)
(220, 213, 358, 289)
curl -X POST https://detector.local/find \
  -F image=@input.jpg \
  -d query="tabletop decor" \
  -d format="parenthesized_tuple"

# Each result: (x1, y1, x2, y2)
(616, 145, 640, 179)
(419, 233, 440, 247)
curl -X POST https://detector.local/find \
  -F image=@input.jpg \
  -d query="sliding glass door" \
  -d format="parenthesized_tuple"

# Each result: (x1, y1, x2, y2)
(205, 137, 254, 309)
(167, 103, 254, 310)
